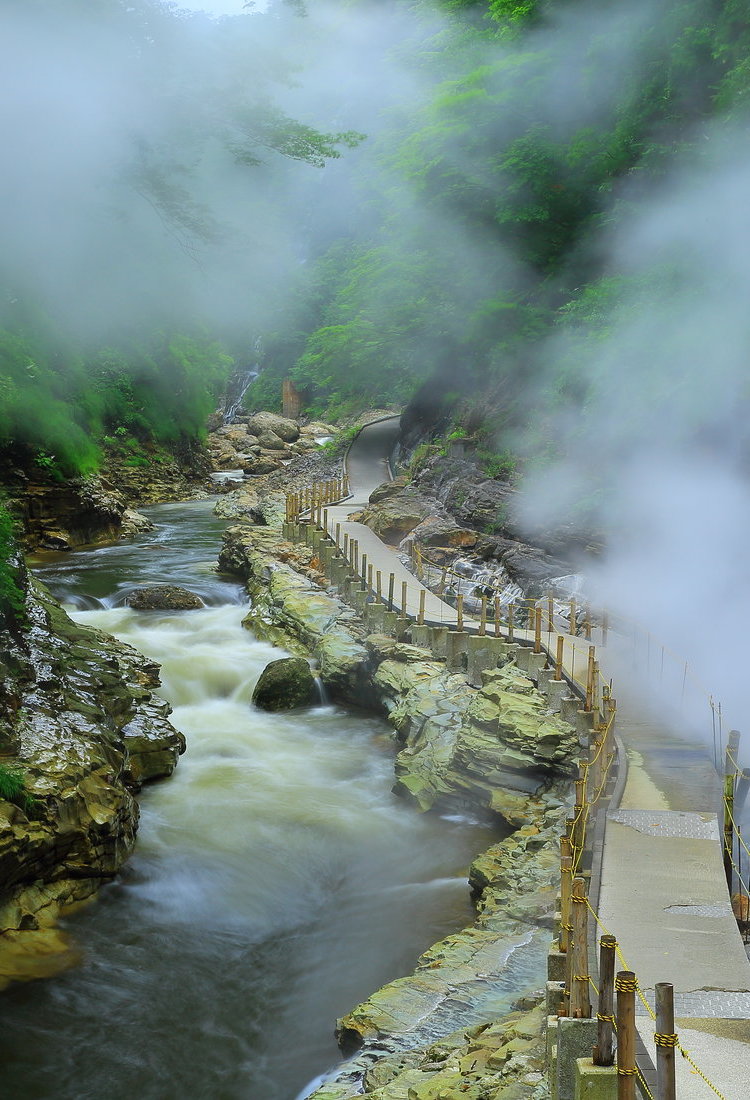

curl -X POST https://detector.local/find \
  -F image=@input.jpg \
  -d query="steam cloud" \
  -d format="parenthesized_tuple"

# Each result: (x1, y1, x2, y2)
(3, 0, 743, 745)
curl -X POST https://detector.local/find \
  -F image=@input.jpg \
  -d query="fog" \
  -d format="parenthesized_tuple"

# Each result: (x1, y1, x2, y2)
(3, 0, 744, 741)
(518, 123, 750, 754)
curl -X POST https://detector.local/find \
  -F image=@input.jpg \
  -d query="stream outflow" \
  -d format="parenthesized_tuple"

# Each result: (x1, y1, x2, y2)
(4, 501, 494, 1100)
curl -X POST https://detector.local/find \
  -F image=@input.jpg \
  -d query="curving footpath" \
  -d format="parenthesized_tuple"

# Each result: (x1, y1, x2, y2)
(330, 418, 750, 1099)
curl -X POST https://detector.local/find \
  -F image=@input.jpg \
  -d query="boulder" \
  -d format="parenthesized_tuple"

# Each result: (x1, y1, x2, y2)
(125, 586, 205, 611)
(251, 657, 318, 711)
(257, 431, 288, 451)
(246, 457, 282, 475)
(403, 515, 477, 550)
(359, 487, 435, 545)
(245, 412, 300, 443)
(120, 510, 155, 538)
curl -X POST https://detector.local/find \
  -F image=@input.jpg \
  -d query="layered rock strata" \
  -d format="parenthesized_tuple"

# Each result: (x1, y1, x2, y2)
(219, 518, 579, 1098)
(0, 575, 185, 987)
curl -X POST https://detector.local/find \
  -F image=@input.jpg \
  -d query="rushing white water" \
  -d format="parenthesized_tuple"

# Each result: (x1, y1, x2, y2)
(3, 502, 495, 1100)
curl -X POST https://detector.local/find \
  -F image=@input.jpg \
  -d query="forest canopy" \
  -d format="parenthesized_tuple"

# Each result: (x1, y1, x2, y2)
(1, 0, 749, 471)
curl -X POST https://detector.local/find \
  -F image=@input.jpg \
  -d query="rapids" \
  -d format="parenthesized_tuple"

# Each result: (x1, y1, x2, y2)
(2, 501, 495, 1100)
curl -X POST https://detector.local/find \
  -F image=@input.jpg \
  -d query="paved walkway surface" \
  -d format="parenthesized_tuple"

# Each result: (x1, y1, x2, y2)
(331, 419, 750, 1098)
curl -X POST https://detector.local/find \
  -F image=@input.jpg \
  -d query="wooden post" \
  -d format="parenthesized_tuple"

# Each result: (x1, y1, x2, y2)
(494, 597, 501, 638)
(323, 508, 328, 536)
(401, 580, 408, 615)
(388, 572, 395, 609)
(479, 597, 487, 636)
(352, 540, 359, 574)
(725, 730, 741, 891)
(584, 606, 592, 640)
(548, 595, 554, 632)
(574, 776, 586, 858)
(418, 589, 425, 626)
(585, 645, 596, 711)
(616, 971, 637, 1100)
(655, 982, 677, 1100)
(570, 877, 591, 1018)
(560, 854, 573, 954)
(555, 635, 564, 681)
(508, 602, 514, 642)
(376, 570, 382, 601)
(534, 607, 542, 653)
(367, 564, 373, 590)
(343, 533, 349, 560)
(593, 935, 616, 1066)
(335, 522, 341, 547)
(736, 767, 750, 816)
(456, 594, 464, 632)
(724, 768, 735, 893)
(361, 553, 368, 589)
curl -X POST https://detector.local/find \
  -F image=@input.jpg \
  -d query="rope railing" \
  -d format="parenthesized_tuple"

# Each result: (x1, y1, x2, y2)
(285, 484, 738, 1099)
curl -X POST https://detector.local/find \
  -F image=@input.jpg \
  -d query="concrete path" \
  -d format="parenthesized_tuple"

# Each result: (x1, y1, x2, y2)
(331, 418, 750, 1098)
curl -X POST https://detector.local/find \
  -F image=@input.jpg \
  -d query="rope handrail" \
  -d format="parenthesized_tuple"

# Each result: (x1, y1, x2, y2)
(286, 482, 737, 1100)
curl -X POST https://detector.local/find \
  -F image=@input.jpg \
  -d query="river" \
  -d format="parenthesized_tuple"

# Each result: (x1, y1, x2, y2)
(2, 500, 497, 1100)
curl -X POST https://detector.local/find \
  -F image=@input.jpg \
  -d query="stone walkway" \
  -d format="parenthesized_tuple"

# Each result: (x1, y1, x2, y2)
(330, 419, 750, 1098)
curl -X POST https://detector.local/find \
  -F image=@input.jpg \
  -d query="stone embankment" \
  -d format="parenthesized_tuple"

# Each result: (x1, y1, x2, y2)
(219, 518, 580, 1099)
(0, 571, 185, 988)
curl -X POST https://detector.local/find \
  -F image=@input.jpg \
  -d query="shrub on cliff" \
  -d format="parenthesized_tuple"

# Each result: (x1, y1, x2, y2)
(0, 505, 25, 622)
(0, 765, 34, 814)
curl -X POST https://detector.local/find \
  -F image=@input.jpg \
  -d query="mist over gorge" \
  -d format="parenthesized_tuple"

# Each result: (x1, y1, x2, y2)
(1, 4, 750, 1098)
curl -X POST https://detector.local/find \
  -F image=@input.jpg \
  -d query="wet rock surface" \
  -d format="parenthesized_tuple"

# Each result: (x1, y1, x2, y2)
(126, 585, 205, 611)
(0, 575, 185, 987)
(219, 514, 579, 1097)
(251, 656, 318, 711)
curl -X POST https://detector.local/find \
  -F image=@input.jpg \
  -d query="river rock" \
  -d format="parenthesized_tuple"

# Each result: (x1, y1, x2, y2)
(251, 657, 318, 711)
(120, 509, 155, 538)
(0, 576, 185, 986)
(257, 431, 288, 451)
(245, 412, 300, 443)
(247, 456, 282, 475)
(126, 585, 205, 610)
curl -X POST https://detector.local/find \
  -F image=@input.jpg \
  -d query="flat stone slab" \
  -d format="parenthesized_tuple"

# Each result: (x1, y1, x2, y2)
(636, 990, 750, 1018)
(598, 811, 750, 994)
(608, 809, 719, 841)
(637, 1015, 750, 1099)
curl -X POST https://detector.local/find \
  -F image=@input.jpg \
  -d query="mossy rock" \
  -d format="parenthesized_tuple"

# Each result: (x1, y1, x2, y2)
(125, 585, 204, 611)
(251, 657, 318, 712)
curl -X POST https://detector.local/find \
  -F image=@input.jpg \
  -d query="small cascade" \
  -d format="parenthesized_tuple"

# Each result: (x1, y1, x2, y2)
(223, 368, 258, 424)
(223, 337, 264, 424)
(312, 676, 329, 706)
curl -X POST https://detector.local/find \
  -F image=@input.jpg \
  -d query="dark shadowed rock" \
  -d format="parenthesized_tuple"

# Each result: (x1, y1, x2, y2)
(126, 585, 205, 611)
(252, 657, 318, 711)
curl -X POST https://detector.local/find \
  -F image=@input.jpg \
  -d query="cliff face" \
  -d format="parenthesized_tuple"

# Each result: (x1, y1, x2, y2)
(0, 438, 211, 551)
(0, 571, 185, 987)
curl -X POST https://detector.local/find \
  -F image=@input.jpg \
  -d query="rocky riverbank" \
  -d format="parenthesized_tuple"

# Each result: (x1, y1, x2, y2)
(0, 567, 185, 988)
(218, 516, 580, 1098)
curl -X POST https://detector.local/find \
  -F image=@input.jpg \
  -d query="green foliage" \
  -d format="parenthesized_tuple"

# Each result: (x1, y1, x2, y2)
(319, 425, 359, 457)
(484, 503, 509, 534)
(0, 322, 234, 476)
(0, 764, 36, 815)
(476, 448, 518, 480)
(0, 505, 25, 621)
